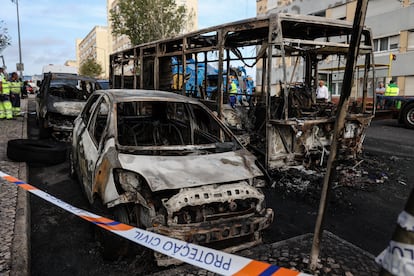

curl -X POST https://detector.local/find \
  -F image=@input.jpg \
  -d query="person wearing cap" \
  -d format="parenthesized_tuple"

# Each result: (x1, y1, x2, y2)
(0, 67, 13, 119)
(9, 72, 23, 117)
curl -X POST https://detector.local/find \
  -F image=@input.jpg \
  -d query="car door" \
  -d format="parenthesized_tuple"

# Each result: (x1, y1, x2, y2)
(77, 96, 110, 202)
(35, 73, 51, 122)
(72, 93, 100, 158)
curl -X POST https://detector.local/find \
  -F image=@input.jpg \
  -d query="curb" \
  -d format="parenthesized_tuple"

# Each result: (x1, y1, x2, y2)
(10, 98, 30, 276)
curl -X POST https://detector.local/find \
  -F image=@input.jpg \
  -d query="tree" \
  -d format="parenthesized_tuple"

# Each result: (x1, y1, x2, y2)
(0, 20, 11, 53)
(110, 0, 189, 46)
(79, 58, 102, 78)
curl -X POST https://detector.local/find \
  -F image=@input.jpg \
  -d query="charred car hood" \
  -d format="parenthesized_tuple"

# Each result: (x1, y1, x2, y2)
(117, 149, 263, 191)
(47, 96, 86, 116)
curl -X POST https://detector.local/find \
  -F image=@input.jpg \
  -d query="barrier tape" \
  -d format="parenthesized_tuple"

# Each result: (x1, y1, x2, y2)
(376, 241, 414, 276)
(0, 170, 311, 276)
(398, 211, 414, 232)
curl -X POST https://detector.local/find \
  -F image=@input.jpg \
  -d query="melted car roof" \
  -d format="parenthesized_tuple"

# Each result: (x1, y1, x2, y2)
(97, 89, 201, 104)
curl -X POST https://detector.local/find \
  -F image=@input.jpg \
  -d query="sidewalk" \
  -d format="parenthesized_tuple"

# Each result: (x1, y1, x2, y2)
(152, 231, 380, 276)
(0, 98, 30, 276)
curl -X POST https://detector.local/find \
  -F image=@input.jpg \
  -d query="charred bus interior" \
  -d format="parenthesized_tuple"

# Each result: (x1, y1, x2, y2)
(109, 13, 375, 171)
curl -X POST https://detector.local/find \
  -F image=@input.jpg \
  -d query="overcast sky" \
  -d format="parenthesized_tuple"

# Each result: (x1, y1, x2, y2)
(1, 0, 256, 76)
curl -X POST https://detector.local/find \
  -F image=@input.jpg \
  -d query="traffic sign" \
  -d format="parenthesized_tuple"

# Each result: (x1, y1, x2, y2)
(16, 63, 24, 71)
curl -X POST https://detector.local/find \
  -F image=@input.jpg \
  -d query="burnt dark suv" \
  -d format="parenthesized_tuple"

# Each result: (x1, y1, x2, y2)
(36, 73, 101, 139)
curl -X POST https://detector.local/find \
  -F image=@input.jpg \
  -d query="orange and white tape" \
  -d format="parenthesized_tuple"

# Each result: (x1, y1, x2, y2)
(0, 170, 311, 276)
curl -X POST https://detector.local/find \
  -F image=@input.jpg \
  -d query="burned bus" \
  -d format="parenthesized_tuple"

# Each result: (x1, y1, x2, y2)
(109, 13, 375, 171)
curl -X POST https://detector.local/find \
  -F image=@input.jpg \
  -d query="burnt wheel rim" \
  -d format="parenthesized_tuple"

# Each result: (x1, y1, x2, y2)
(407, 108, 414, 126)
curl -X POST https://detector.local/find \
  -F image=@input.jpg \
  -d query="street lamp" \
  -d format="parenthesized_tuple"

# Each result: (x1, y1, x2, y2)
(11, 0, 23, 78)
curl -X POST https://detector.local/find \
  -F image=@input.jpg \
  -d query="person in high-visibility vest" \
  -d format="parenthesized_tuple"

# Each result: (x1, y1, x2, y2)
(384, 80, 400, 110)
(9, 72, 23, 117)
(0, 67, 12, 119)
(385, 80, 399, 96)
(0, 66, 6, 119)
(228, 78, 237, 108)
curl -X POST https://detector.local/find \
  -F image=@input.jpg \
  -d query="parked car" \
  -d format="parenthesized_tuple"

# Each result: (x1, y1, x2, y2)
(21, 81, 32, 98)
(28, 81, 39, 93)
(36, 73, 102, 139)
(70, 89, 274, 265)
(96, 79, 110, 89)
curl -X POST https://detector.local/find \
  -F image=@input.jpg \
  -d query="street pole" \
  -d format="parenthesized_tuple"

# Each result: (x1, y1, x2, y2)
(13, 0, 23, 78)
(309, 0, 369, 271)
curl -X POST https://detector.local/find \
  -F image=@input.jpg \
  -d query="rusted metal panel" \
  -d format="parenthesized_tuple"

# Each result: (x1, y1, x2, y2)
(266, 114, 373, 170)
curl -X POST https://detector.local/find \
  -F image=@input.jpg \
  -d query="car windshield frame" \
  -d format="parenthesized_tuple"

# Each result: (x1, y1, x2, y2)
(48, 79, 98, 101)
(114, 99, 241, 153)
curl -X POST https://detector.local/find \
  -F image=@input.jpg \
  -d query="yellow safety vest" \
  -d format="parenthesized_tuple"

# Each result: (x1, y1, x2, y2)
(9, 80, 22, 94)
(230, 82, 237, 95)
(385, 84, 399, 96)
(0, 75, 10, 95)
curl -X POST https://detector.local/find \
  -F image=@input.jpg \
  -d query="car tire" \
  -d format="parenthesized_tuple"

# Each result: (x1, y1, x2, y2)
(38, 117, 51, 139)
(402, 103, 414, 129)
(98, 205, 132, 261)
(7, 139, 67, 165)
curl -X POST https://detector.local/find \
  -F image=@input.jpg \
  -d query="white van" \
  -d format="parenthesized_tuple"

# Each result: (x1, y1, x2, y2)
(42, 64, 78, 77)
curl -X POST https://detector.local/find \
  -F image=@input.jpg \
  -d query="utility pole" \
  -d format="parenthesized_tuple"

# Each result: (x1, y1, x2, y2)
(12, 0, 23, 77)
(309, 0, 370, 271)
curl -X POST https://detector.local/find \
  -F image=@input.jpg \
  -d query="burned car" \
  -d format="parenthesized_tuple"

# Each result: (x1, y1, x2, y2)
(36, 73, 101, 139)
(70, 89, 273, 265)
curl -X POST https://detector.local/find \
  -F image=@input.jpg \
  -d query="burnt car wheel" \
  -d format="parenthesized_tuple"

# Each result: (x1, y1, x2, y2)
(7, 139, 67, 165)
(38, 117, 52, 139)
(402, 103, 414, 129)
(96, 205, 132, 261)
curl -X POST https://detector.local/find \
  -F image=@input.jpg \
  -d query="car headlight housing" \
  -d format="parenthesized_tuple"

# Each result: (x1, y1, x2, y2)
(252, 176, 266, 188)
(113, 169, 142, 193)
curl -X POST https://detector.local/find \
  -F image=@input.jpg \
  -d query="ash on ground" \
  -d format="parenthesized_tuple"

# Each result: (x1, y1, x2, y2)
(268, 151, 410, 207)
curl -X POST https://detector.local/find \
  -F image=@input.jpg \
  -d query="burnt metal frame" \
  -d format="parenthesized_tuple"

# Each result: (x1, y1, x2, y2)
(109, 13, 376, 170)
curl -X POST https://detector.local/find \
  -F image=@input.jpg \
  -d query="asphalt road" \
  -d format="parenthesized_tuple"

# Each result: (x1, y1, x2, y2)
(27, 95, 413, 275)
(364, 119, 414, 158)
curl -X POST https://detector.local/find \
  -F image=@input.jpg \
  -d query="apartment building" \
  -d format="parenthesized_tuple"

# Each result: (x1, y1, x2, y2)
(76, 26, 110, 79)
(257, 0, 414, 97)
(107, 0, 132, 54)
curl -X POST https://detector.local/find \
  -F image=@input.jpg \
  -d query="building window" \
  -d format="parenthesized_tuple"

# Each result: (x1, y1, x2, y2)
(373, 35, 399, 52)
(379, 37, 388, 51)
(389, 35, 399, 50)
(408, 31, 414, 51)
(331, 82, 342, 96)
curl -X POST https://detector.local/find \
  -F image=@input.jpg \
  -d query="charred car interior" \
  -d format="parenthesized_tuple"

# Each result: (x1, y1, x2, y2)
(36, 73, 101, 140)
(109, 13, 376, 172)
(71, 90, 273, 266)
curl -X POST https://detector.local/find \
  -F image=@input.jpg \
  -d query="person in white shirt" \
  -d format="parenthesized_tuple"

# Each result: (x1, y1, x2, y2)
(316, 80, 329, 102)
